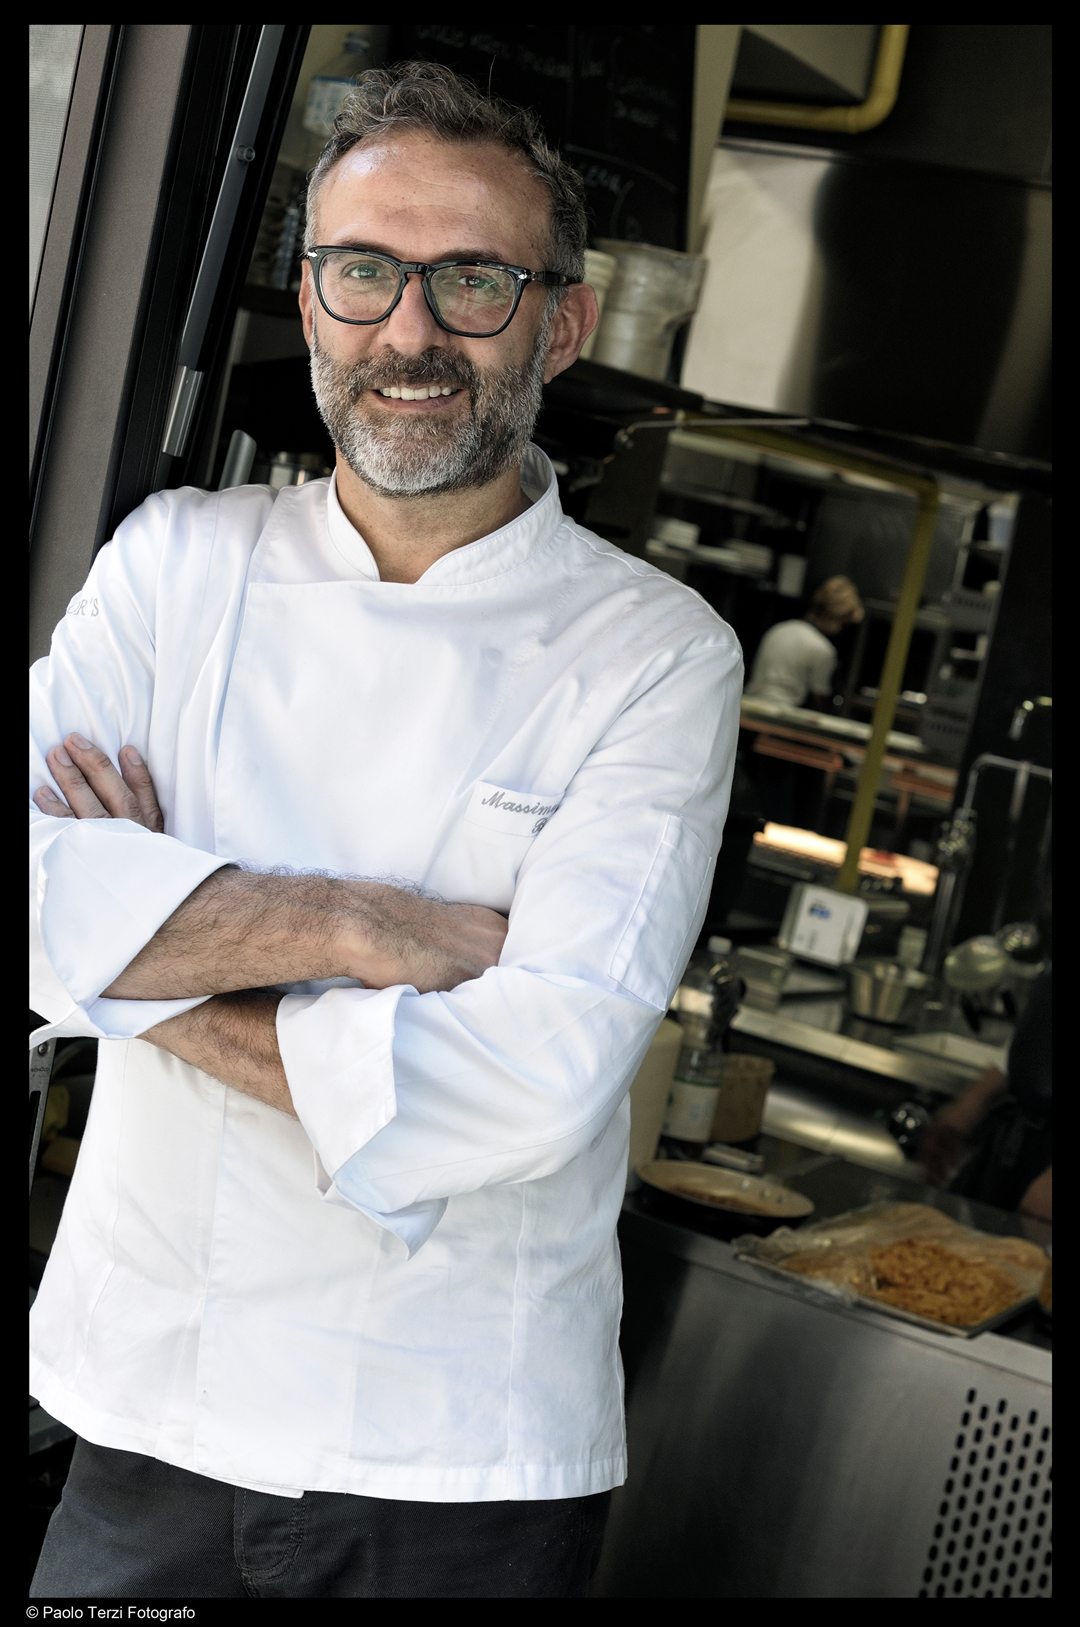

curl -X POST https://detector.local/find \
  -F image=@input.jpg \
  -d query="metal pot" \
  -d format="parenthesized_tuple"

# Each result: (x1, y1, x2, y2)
(847, 958, 930, 1025)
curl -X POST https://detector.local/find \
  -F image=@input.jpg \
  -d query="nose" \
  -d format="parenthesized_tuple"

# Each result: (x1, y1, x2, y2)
(379, 270, 449, 353)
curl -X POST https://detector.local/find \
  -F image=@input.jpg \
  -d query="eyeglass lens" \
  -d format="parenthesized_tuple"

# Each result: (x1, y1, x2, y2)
(319, 252, 519, 333)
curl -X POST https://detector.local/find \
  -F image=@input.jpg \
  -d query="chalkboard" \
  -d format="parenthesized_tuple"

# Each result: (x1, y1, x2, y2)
(386, 26, 696, 251)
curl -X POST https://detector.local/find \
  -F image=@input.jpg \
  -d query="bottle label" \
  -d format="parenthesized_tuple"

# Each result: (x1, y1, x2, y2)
(662, 1081, 720, 1142)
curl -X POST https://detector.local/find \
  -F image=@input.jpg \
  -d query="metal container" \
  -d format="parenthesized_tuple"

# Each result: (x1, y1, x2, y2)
(590, 239, 706, 381)
(847, 958, 929, 1025)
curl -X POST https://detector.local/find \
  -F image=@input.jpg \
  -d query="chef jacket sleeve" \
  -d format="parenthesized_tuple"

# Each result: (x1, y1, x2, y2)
(278, 623, 742, 1247)
(30, 501, 231, 1042)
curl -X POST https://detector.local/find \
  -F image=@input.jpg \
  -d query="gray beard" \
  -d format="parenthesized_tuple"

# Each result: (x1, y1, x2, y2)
(309, 315, 551, 498)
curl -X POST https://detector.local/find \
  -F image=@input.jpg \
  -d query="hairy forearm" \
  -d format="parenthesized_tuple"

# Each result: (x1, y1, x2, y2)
(142, 989, 295, 1116)
(103, 866, 507, 1001)
(40, 735, 506, 1001)
(104, 868, 348, 999)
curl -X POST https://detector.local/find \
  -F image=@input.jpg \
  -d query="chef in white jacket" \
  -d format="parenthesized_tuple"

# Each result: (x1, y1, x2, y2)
(30, 63, 741, 1599)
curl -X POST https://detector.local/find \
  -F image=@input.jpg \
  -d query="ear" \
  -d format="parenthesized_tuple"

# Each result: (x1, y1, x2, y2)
(542, 284, 600, 385)
(299, 261, 315, 351)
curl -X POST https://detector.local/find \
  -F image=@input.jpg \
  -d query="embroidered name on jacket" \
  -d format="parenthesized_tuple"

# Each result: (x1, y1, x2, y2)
(464, 781, 563, 839)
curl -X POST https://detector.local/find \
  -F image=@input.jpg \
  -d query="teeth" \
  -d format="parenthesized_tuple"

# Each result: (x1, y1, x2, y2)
(378, 385, 457, 399)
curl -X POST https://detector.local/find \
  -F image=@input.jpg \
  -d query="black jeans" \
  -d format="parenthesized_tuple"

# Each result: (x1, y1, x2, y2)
(31, 1439, 611, 1599)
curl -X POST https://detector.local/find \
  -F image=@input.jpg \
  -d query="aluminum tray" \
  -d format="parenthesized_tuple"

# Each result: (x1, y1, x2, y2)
(733, 1250, 1037, 1339)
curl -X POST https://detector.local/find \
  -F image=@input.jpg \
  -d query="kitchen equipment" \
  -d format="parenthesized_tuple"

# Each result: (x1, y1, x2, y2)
(942, 935, 1008, 993)
(703, 1142, 765, 1174)
(891, 1029, 1008, 1075)
(781, 963, 846, 998)
(590, 239, 706, 381)
(922, 808, 977, 975)
(996, 920, 1039, 956)
(1000, 951, 1045, 1019)
(924, 755, 1052, 977)
(711, 1054, 775, 1145)
(886, 1100, 931, 1155)
(896, 925, 927, 969)
(637, 1159, 814, 1240)
(847, 958, 930, 1025)
(577, 248, 617, 361)
(779, 884, 869, 967)
(695, 539, 774, 575)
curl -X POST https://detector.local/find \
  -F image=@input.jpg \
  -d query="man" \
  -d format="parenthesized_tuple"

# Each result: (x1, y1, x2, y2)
(921, 966, 1051, 1223)
(30, 63, 740, 1598)
(744, 575, 864, 713)
(742, 575, 863, 828)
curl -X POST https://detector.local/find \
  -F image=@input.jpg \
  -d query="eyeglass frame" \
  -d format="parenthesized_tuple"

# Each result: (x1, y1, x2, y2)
(304, 246, 573, 338)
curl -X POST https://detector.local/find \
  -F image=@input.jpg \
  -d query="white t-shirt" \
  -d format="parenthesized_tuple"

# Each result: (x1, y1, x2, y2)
(30, 447, 742, 1502)
(743, 618, 837, 708)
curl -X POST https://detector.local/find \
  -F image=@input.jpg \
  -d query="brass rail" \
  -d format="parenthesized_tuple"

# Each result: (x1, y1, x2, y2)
(726, 24, 910, 136)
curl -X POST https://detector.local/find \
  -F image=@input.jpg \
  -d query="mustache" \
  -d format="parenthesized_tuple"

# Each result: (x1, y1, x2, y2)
(326, 345, 481, 400)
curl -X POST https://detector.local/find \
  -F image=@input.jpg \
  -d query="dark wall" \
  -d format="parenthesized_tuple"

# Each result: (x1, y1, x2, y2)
(808, 160, 1040, 453)
(718, 25, 1051, 461)
(952, 492, 1052, 943)
(386, 26, 696, 250)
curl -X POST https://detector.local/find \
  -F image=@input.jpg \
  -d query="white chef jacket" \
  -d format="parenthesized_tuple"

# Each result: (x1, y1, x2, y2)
(30, 446, 742, 1502)
(743, 617, 836, 708)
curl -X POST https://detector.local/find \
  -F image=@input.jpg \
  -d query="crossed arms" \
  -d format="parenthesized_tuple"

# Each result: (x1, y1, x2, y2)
(34, 734, 507, 1117)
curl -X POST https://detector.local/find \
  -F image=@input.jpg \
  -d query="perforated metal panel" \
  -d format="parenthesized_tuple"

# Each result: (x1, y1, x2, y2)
(920, 1386, 1052, 1598)
(597, 1210, 1052, 1598)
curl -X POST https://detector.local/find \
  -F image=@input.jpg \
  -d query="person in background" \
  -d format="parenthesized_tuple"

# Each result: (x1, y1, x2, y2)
(744, 575, 864, 712)
(743, 575, 864, 827)
(921, 966, 1051, 1223)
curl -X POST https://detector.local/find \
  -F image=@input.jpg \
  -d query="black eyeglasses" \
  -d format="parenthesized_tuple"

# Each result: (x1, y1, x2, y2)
(305, 247, 572, 337)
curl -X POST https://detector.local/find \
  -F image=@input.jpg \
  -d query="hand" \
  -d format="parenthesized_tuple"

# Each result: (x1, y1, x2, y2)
(337, 889, 509, 993)
(35, 733, 164, 832)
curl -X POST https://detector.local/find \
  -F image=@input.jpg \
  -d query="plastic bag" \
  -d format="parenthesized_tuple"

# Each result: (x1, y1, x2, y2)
(734, 1202, 1047, 1328)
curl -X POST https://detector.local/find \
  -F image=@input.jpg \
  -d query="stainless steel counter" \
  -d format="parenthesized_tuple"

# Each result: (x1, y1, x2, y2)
(732, 1003, 987, 1096)
(593, 1189, 1052, 1598)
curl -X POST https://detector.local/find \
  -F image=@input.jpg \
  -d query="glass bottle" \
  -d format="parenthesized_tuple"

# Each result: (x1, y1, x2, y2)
(669, 936, 743, 1050)
(660, 1044, 724, 1159)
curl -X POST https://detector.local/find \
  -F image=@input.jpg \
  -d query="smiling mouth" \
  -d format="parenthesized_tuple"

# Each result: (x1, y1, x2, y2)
(376, 385, 461, 399)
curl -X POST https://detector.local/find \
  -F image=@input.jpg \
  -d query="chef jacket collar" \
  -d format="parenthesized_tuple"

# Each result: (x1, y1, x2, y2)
(324, 444, 563, 586)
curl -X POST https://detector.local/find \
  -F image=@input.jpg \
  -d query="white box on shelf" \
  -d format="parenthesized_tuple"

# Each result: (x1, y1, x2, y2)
(778, 884, 868, 966)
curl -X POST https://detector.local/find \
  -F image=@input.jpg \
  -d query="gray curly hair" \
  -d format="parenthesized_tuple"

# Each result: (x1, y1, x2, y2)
(305, 60, 588, 292)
